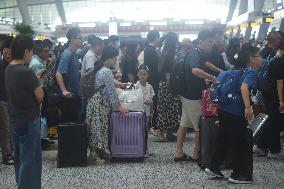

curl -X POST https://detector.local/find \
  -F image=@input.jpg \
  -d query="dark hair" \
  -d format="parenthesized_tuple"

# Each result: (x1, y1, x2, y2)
(267, 31, 281, 43)
(235, 43, 259, 69)
(43, 39, 53, 49)
(87, 34, 96, 44)
(138, 64, 149, 72)
(158, 32, 178, 73)
(278, 38, 284, 50)
(88, 35, 103, 47)
(66, 27, 81, 40)
(147, 30, 160, 42)
(2, 37, 13, 49)
(226, 38, 240, 59)
(101, 46, 119, 62)
(11, 36, 34, 60)
(126, 43, 138, 57)
(33, 40, 49, 55)
(108, 35, 119, 42)
(197, 30, 214, 42)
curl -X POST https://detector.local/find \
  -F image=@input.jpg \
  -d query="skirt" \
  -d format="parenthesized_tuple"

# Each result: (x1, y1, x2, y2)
(156, 81, 181, 132)
(85, 90, 111, 151)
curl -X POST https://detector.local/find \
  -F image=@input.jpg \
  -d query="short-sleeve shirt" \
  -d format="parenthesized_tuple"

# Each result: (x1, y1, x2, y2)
(29, 55, 46, 86)
(183, 48, 207, 100)
(81, 50, 98, 75)
(220, 67, 258, 117)
(5, 64, 41, 128)
(135, 81, 155, 116)
(57, 49, 80, 95)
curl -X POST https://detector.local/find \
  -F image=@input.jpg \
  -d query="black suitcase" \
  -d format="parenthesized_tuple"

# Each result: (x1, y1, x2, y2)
(199, 117, 219, 170)
(57, 122, 87, 168)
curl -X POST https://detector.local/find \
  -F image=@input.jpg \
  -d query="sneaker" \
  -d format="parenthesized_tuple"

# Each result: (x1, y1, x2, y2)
(267, 152, 284, 160)
(228, 175, 253, 184)
(253, 145, 266, 156)
(205, 167, 224, 178)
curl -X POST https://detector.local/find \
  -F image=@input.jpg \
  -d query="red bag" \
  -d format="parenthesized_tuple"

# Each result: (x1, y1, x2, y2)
(202, 89, 219, 117)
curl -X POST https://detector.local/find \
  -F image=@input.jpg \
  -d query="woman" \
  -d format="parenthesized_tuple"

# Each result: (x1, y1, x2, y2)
(121, 43, 139, 83)
(155, 32, 182, 141)
(85, 47, 127, 165)
(205, 43, 262, 184)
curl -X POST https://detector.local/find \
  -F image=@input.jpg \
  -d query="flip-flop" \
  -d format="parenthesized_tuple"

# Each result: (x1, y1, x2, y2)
(174, 154, 197, 162)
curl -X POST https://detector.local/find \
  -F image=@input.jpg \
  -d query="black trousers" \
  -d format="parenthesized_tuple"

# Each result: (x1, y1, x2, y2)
(60, 96, 82, 123)
(211, 110, 253, 178)
(256, 96, 281, 153)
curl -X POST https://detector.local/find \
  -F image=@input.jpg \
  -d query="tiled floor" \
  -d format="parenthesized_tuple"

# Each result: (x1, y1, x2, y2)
(1, 134, 284, 189)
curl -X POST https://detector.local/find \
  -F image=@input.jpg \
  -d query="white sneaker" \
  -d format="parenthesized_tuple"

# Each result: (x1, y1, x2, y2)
(267, 152, 284, 160)
(253, 145, 266, 156)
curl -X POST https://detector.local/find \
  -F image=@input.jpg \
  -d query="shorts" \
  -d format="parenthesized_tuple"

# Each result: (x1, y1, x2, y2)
(180, 97, 201, 132)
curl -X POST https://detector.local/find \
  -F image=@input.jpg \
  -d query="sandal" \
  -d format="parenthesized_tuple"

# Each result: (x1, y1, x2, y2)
(3, 155, 14, 165)
(174, 154, 198, 162)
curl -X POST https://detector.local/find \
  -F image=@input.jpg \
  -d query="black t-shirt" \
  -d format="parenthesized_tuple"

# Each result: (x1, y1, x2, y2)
(144, 45, 159, 90)
(5, 64, 40, 128)
(122, 55, 138, 83)
(207, 45, 225, 76)
(0, 59, 8, 101)
(261, 46, 276, 60)
(269, 56, 284, 80)
(183, 48, 207, 100)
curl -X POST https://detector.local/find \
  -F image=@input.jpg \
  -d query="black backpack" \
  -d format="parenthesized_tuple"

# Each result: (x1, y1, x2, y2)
(80, 62, 103, 98)
(168, 51, 191, 96)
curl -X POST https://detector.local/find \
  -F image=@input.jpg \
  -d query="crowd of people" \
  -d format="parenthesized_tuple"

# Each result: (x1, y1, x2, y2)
(0, 27, 284, 188)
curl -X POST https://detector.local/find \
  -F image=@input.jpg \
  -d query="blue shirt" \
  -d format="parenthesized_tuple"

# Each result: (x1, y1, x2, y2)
(57, 49, 80, 95)
(221, 67, 257, 117)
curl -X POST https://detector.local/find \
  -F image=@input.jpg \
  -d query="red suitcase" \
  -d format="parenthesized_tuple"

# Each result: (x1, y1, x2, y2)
(202, 89, 219, 117)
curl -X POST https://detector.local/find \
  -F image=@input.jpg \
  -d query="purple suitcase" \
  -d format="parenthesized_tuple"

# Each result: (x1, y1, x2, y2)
(110, 112, 145, 158)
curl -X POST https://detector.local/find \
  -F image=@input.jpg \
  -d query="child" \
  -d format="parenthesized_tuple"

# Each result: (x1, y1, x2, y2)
(135, 64, 155, 157)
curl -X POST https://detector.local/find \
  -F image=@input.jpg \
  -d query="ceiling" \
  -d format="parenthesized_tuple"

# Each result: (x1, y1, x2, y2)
(0, 0, 230, 26)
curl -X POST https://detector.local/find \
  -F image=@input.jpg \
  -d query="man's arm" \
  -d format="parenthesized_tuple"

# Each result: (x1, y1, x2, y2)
(56, 72, 72, 97)
(204, 61, 223, 74)
(192, 68, 216, 82)
(241, 83, 253, 121)
(277, 80, 284, 111)
(34, 86, 44, 103)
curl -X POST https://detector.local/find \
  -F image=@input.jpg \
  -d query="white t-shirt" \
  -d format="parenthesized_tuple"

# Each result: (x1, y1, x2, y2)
(134, 81, 155, 116)
(81, 50, 98, 75)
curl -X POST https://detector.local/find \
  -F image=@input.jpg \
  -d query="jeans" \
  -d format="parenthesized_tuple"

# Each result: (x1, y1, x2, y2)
(211, 111, 253, 178)
(11, 117, 42, 189)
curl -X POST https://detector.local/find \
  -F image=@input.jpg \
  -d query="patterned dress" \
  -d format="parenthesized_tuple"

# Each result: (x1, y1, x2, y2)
(156, 81, 181, 133)
(85, 67, 119, 151)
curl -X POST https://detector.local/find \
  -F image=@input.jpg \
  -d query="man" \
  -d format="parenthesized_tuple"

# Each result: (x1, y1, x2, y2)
(0, 34, 8, 60)
(6, 36, 44, 189)
(176, 38, 193, 64)
(56, 27, 82, 122)
(261, 31, 281, 60)
(175, 30, 216, 161)
(107, 35, 121, 72)
(81, 36, 104, 75)
(144, 30, 160, 128)
(0, 37, 14, 165)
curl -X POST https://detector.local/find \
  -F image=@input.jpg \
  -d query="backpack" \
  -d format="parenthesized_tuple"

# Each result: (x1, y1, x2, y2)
(256, 56, 279, 92)
(211, 69, 244, 104)
(169, 50, 197, 96)
(80, 63, 103, 98)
